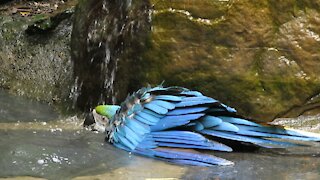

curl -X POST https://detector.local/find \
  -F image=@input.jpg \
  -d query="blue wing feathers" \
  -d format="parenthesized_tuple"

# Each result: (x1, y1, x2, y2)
(135, 111, 160, 124)
(127, 104, 143, 116)
(218, 116, 262, 127)
(236, 125, 320, 141)
(155, 95, 183, 101)
(156, 142, 216, 150)
(236, 124, 303, 136)
(107, 86, 320, 166)
(180, 91, 203, 97)
(237, 129, 319, 141)
(133, 147, 156, 157)
(134, 114, 156, 125)
(160, 114, 205, 122)
(133, 146, 232, 166)
(167, 107, 208, 115)
(153, 137, 213, 147)
(175, 100, 216, 108)
(180, 96, 216, 102)
(115, 126, 140, 147)
(200, 116, 222, 128)
(141, 109, 165, 118)
(200, 130, 298, 147)
(125, 118, 150, 134)
(149, 100, 176, 110)
(192, 122, 205, 131)
(210, 122, 240, 132)
(137, 139, 158, 149)
(153, 148, 233, 166)
(220, 104, 237, 113)
(151, 114, 205, 131)
(144, 103, 168, 114)
(147, 131, 233, 152)
(122, 125, 142, 143)
(150, 131, 206, 141)
(116, 133, 136, 150)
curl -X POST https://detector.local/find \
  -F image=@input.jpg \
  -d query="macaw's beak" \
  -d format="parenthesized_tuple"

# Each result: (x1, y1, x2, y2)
(83, 111, 95, 128)
(83, 110, 107, 133)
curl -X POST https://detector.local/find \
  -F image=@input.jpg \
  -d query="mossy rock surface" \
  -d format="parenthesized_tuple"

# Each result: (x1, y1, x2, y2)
(0, 2, 76, 108)
(3, 0, 319, 121)
(136, 0, 320, 121)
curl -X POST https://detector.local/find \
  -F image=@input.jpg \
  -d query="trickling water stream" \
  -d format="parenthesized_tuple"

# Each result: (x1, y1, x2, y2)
(71, 0, 151, 111)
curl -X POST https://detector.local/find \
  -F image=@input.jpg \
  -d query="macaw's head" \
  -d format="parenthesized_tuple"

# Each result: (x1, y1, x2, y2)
(83, 105, 120, 132)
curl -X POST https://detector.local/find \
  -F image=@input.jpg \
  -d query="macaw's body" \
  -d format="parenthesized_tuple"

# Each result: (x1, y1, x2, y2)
(84, 86, 320, 166)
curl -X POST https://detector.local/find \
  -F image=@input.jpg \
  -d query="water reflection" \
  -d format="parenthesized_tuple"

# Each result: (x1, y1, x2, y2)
(184, 148, 320, 180)
(1, 128, 320, 179)
(0, 129, 186, 179)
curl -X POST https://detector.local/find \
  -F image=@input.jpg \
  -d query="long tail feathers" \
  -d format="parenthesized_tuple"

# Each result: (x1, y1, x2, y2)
(198, 116, 320, 148)
(134, 147, 234, 166)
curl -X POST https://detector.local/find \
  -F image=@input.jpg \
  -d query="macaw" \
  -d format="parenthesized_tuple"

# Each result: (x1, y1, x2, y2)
(84, 86, 320, 166)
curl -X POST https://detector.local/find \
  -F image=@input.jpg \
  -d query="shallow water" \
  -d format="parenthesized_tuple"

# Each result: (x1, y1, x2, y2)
(1, 89, 320, 180)
(0, 89, 58, 123)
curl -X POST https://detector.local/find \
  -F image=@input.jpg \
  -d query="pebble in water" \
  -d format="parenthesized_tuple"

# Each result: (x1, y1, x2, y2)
(52, 157, 61, 163)
(37, 159, 45, 165)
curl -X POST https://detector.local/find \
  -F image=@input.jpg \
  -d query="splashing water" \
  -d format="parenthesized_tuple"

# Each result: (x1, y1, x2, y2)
(71, 0, 151, 110)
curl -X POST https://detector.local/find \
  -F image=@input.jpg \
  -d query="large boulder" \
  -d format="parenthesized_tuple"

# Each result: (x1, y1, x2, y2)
(137, 0, 320, 121)
(0, 1, 75, 106)
(71, 0, 320, 120)
(2, 0, 319, 121)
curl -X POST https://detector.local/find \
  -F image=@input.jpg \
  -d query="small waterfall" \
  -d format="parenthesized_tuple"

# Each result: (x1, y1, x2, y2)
(71, 0, 151, 111)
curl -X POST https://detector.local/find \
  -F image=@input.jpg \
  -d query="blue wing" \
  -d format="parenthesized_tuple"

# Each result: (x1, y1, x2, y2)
(108, 86, 320, 166)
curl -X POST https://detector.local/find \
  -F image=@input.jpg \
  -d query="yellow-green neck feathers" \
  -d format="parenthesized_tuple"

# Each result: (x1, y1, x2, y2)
(95, 105, 120, 119)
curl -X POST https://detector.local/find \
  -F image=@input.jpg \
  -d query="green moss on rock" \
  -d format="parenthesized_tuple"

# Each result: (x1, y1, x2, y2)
(137, 0, 320, 121)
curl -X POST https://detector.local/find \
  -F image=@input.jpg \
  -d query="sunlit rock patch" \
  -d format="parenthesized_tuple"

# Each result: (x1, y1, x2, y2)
(273, 114, 320, 133)
(138, 0, 320, 121)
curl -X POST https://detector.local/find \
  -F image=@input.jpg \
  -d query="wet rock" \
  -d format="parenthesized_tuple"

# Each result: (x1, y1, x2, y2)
(273, 114, 320, 133)
(70, 0, 320, 120)
(0, 4, 75, 108)
(71, 0, 151, 110)
(26, 9, 74, 35)
(3, 0, 320, 120)
(137, 0, 320, 121)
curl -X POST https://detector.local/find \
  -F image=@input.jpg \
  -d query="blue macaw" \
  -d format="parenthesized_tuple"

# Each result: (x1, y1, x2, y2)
(84, 86, 320, 166)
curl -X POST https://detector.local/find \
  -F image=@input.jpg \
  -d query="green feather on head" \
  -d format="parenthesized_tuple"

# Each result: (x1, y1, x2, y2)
(95, 105, 120, 119)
